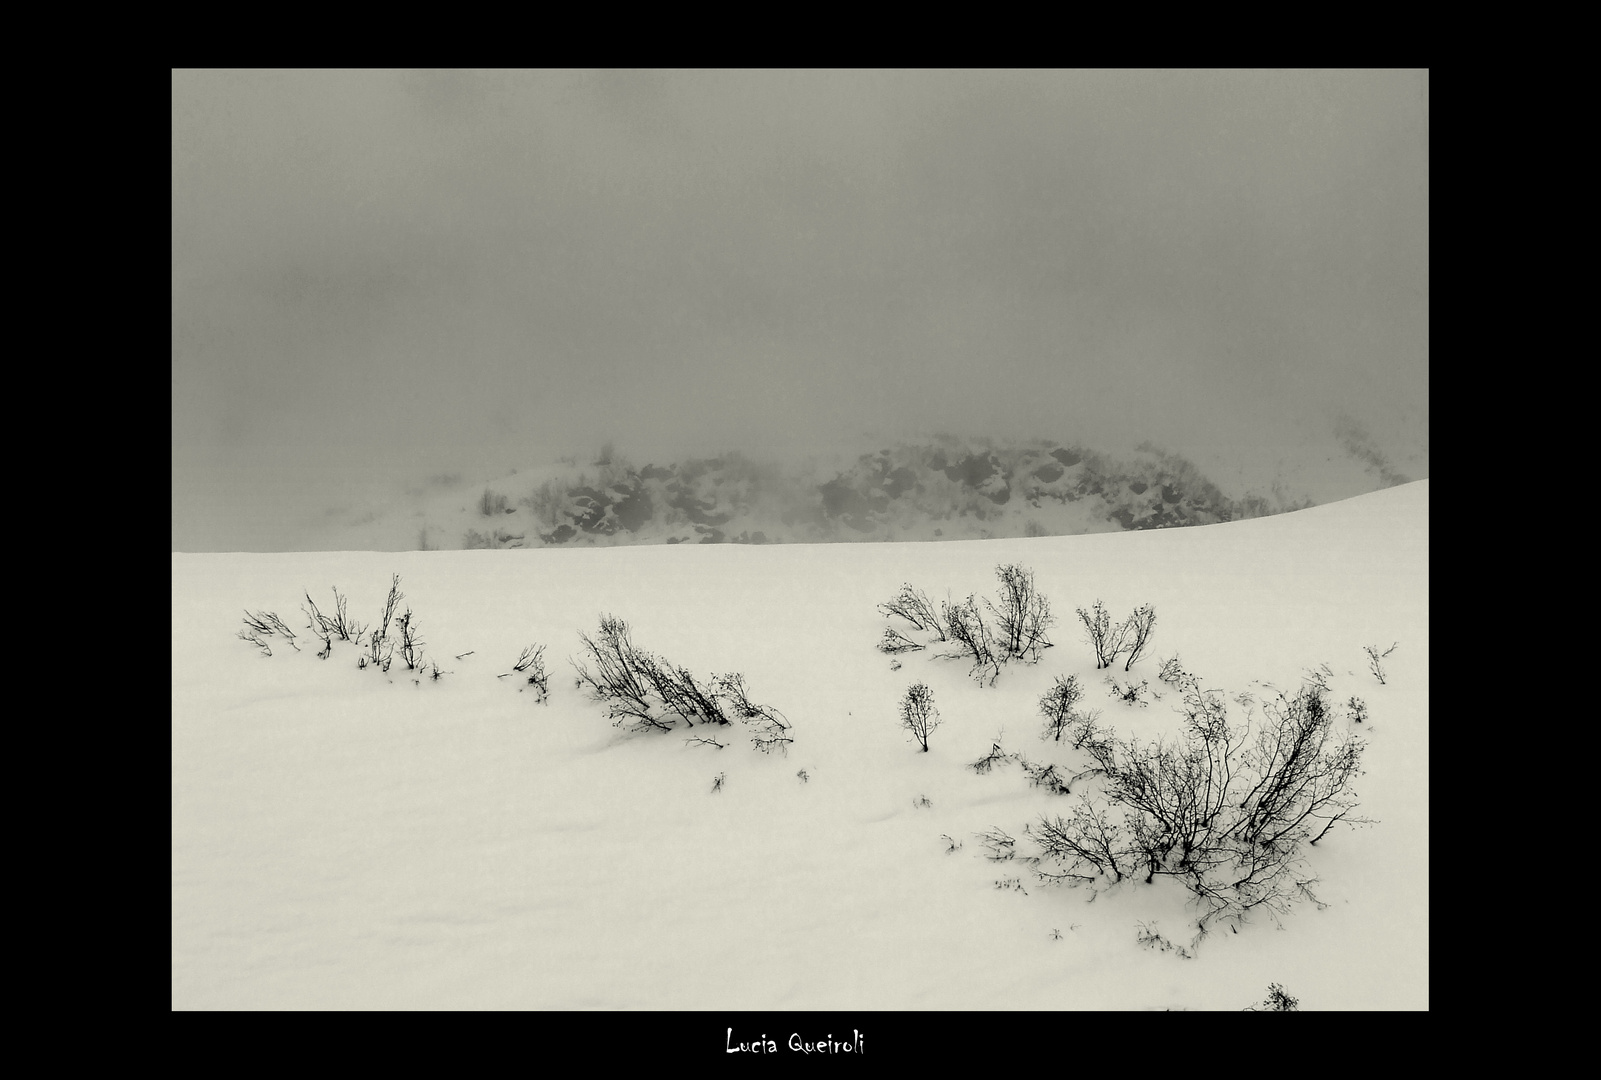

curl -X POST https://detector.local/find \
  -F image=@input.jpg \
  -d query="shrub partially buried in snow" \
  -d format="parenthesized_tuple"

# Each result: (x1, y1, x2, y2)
(571, 615, 791, 752)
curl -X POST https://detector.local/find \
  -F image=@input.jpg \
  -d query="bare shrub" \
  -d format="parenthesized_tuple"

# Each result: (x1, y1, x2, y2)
(1032, 676, 1368, 934)
(878, 627, 925, 654)
(1364, 642, 1398, 684)
(718, 672, 794, 754)
(502, 645, 550, 702)
(396, 609, 424, 670)
(1019, 757, 1071, 795)
(975, 826, 1018, 861)
(1077, 600, 1130, 669)
(571, 616, 787, 747)
(879, 583, 946, 640)
(573, 615, 660, 730)
(944, 596, 1001, 686)
(970, 737, 1014, 774)
(1246, 983, 1300, 1012)
(1119, 604, 1156, 671)
(240, 610, 299, 653)
(635, 653, 729, 728)
(315, 586, 364, 643)
(986, 563, 1054, 662)
(363, 575, 404, 672)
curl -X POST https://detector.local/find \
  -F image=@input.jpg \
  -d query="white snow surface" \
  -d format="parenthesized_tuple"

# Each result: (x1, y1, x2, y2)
(172, 480, 1427, 1010)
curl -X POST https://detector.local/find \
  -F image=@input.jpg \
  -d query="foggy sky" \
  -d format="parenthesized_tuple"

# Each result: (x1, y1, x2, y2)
(172, 69, 1428, 550)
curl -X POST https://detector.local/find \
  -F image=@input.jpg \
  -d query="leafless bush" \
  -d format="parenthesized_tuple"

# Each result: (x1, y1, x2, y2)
(1135, 922, 1194, 959)
(240, 610, 299, 652)
(1302, 662, 1334, 694)
(635, 652, 729, 728)
(879, 583, 946, 640)
(479, 488, 508, 516)
(1345, 696, 1367, 724)
(987, 563, 1053, 662)
(718, 672, 793, 754)
(571, 616, 787, 747)
(878, 627, 925, 654)
(503, 645, 550, 702)
(1031, 676, 1368, 934)
(1119, 604, 1156, 671)
(970, 737, 1014, 774)
(300, 593, 336, 656)
(1019, 757, 1071, 795)
(396, 609, 424, 670)
(975, 826, 1018, 861)
(1246, 983, 1300, 1012)
(1077, 601, 1129, 669)
(368, 575, 403, 672)
(1108, 678, 1151, 707)
(944, 595, 1002, 686)
(573, 615, 661, 730)
(899, 682, 941, 752)
(1364, 642, 1398, 684)
(317, 586, 363, 643)
(1157, 655, 1187, 686)
(238, 628, 272, 656)
(1030, 805, 1126, 886)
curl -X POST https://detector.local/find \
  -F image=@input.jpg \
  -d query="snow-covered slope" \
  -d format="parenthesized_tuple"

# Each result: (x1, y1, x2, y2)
(172, 480, 1427, 1010)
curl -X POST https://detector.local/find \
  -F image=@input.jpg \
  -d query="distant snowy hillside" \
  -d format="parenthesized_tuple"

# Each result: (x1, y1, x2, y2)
(298, 429, 1424, 553)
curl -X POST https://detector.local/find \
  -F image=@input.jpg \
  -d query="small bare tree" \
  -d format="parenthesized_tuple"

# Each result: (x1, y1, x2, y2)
(899, 682, 941, 752)
(1039, 675, 1084, 742)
